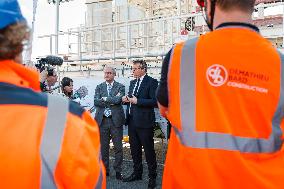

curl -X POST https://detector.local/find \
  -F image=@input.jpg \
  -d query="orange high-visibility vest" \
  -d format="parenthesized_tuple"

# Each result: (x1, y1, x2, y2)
(163, 26, 284, 189)
(0, 60, 106, 189)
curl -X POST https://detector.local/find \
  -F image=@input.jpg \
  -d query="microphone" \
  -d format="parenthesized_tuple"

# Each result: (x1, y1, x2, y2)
(41, 56, 63, 66)
(73, 86, 88, 99)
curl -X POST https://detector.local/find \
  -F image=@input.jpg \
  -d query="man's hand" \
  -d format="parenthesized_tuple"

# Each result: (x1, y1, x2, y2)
(128, 96, 138, 104)
(122, 96, 129, 103)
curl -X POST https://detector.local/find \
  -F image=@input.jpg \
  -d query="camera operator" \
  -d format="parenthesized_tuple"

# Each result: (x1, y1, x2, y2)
(36, 55, 63, 93)
(39, 67, 58, 93)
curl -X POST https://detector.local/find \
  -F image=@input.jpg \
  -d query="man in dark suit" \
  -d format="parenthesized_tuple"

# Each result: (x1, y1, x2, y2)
(94, 66, 125, 180)
(122, 60, 158, 189)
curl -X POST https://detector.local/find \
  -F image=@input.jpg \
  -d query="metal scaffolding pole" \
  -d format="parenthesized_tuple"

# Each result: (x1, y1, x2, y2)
(283, 5, 284, 48)
(55, 0, 60, 56)
(55, 0, 60, 93)
(177, 0, 181, 33)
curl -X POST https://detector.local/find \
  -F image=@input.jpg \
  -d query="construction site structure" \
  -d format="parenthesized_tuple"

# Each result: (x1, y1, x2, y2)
(37, 0, 284, 78)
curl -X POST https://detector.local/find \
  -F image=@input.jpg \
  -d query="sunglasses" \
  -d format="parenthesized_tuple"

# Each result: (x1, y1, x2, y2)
(197, 0, 205, 8)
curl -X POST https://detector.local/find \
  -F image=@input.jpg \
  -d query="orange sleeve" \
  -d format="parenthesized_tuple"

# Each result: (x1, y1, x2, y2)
(55, 111, 106, 189)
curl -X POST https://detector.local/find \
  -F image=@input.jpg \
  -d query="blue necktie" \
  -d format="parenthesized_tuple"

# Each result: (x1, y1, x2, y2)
(107, 84, 112, 96)
(104, 84, 112, 117)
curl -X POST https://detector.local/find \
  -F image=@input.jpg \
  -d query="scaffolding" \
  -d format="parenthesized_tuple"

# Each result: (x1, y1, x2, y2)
(37, 0, 284, 65)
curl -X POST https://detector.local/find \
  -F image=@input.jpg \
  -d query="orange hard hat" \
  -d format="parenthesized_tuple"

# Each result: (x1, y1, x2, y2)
(197, 0, 205, 7)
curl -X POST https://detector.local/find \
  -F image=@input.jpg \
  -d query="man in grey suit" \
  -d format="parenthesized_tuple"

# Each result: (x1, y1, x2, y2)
(94, 67, 125, 180)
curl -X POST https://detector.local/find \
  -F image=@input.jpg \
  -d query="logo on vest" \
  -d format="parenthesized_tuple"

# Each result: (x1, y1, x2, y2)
(206, 64, 228, 87)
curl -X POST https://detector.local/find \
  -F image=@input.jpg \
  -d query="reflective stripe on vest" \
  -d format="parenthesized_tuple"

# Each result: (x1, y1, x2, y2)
(40, 94, 69, 189)
(171, 38, 284, 153)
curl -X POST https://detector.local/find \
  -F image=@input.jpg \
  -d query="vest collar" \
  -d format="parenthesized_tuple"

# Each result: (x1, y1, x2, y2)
(216, 22, 259, 33)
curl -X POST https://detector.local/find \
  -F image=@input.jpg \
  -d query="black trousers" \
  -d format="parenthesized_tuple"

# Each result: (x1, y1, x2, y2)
(128, 116, 157, 179)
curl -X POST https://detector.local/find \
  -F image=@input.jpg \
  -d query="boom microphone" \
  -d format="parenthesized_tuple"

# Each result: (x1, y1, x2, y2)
(43, 55, 64, 66)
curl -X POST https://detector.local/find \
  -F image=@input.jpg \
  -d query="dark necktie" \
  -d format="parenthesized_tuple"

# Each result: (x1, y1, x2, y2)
(133, 78, 140, 96)
(129, 79, 140, 115)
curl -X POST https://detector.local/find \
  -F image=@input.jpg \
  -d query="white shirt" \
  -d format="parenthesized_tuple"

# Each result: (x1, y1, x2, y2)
(106, 81, 114, 96)
(132, 74, 145, 95)
(106, 81, 114, 87)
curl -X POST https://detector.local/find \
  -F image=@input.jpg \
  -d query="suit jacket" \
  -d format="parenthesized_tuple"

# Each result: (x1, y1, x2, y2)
(94, 81, 125, 128)
(126, 75, 158, 128)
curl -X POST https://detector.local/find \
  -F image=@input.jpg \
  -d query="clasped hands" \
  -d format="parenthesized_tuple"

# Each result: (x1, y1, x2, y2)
(122, 95, 137, 104)
(101, 97, 115, 105)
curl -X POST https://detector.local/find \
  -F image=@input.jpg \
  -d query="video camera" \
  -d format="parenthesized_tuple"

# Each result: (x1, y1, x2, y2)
(35, 55, 64, 73)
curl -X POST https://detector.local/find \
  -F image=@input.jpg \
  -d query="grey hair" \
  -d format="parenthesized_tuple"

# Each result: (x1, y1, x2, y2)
(104, 66, 116, 75)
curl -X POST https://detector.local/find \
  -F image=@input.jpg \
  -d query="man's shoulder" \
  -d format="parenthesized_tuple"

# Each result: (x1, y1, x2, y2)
(0, 82, 48, 106)
(47, 93, 86, 118)
(130, 79, 136, 84)
(68, 100, 86, 118)
(0, 82, 86, 119)
(145, 75, 158, 83)
(97, 82, 106, 88)
(114, 81, 125, 87)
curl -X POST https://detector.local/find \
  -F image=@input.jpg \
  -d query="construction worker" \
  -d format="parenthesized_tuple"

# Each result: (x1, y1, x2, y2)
(0, 1, 105, 188)
(156, 0, 284, 188)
